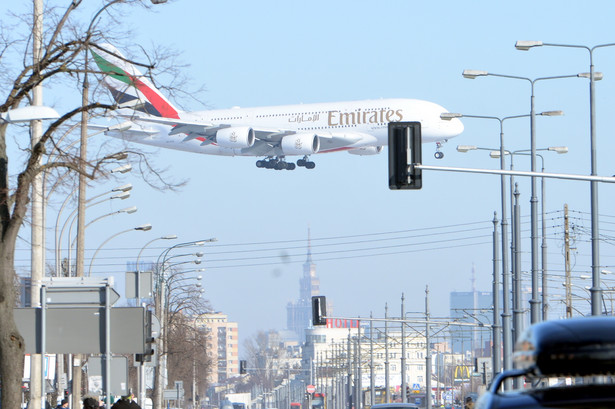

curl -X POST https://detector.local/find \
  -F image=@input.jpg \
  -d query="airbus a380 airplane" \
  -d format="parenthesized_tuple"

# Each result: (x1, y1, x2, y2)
(92, 44, 464, 170)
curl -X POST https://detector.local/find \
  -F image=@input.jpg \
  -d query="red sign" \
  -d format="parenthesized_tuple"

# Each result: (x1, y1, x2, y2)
(306, 384, 316, 394)
(326, 318, 359, 329)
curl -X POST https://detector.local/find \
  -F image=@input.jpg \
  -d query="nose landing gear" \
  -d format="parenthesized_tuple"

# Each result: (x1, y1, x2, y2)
(434, 142, 444, 159)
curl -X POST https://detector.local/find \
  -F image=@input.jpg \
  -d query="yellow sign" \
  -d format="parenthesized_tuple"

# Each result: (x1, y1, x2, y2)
(454, 365, 472, 379)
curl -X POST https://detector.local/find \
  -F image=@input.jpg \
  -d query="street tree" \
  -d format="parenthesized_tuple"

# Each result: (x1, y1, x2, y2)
(0, 2, 198, 408)
(242, 330, 288, 391)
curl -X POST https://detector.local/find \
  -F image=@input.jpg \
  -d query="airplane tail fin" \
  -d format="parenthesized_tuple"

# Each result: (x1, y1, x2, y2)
(91, 43, 181, 119)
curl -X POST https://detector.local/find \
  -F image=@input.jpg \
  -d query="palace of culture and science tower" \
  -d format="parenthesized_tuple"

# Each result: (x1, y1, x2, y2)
(286, 230, 322, 343)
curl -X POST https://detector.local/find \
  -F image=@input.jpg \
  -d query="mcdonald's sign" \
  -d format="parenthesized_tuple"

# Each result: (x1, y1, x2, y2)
(454, 365, 472, 380)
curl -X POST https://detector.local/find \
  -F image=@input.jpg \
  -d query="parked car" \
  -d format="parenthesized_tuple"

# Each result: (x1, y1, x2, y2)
(477, 316, 615, 409)
(371, 404, 420, 409)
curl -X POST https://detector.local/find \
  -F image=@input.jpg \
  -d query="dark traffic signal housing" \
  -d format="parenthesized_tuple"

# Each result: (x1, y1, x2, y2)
(312, 296, 327, 326)
(135, 309, 155, 363)
(388, 122, 422, 190)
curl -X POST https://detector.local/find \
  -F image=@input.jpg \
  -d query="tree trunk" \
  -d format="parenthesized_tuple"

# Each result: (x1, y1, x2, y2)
(0, 236, 26, 409)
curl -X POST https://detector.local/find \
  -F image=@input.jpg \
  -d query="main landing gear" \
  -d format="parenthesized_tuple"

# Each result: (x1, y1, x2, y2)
(255, 156, 315, 170)
(297, 156, 316, 169)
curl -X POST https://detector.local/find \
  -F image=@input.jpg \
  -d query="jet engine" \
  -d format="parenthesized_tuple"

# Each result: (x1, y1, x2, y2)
(281, 133, 320, 155)
(215, 126, 255, 148)
(347, 146, 383, 155)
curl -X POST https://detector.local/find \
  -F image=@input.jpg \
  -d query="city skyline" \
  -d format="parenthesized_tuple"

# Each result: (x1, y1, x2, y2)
(3, 0, 615, 346)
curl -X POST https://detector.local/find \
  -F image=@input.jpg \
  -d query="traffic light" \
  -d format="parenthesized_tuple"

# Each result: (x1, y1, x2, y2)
(388, 122, 422, 190)
(312, 296, 327, 326)
(406, 386, 411, 401)
(136, 310, 155, 362)
(240, 360, 247, 374)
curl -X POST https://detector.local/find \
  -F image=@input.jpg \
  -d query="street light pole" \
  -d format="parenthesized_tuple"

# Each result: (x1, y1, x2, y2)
(153, 239, 216, 409)
(462, 70, 581, 324)
(515, 41, 615, 316)
(446, 110, 561, 379)
(88, 224, 152, 276)
(135, 235, 177, 406)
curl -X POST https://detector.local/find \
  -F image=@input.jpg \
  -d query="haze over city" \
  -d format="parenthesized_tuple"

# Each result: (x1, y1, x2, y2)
(4, 0, 615, 346)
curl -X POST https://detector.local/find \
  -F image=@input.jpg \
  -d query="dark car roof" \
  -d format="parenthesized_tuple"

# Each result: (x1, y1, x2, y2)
(514, 317, 615, 377)
(478, 383, 615, 409)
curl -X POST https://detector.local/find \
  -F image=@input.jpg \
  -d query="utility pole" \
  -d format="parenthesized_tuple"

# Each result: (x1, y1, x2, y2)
(347, 332, 352, 409)
(564, 204, 572, 318)
(384, 303, 390, 404)
(425, 286, 432, 409)
(401, 294, 406, 403)
(30, 1, 44, 408)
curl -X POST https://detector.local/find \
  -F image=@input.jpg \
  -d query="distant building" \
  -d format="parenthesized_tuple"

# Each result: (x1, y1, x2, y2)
(449, 291, 493, 355)
(302, 319, 433, 393)
(286, 230, 322, 343)
(197, 312, 239, 383)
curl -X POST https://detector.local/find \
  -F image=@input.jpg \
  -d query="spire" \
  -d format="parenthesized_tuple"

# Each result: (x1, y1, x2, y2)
(306, 226, 313, 264)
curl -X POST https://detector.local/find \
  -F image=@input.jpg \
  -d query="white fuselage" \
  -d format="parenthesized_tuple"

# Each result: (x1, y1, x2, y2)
(121, 98, 463, 157)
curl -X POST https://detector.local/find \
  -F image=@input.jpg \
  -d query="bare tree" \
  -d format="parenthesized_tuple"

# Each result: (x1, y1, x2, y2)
(163, 276, 212, 409)
(242, 330, 287, 391)
(0, 2, 198, 408)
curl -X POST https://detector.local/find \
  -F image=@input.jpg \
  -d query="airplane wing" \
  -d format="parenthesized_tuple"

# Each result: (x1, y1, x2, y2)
(113, 114, 373, 155)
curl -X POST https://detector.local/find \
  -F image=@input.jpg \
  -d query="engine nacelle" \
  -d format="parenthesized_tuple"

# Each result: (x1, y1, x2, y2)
(347, 146, 383, 155)
(215, 126, 255, 149)
(281, 133, 320, 155)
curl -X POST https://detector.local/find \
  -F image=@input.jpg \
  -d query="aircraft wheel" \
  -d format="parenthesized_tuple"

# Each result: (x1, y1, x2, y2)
(286, 163, 296, 170)
(434, 151, 444, 159)
(297, 159, 306, 167)
(306, 161, 316, 169)
(275, 162, 286, 170)
(256, 160, 265, 168)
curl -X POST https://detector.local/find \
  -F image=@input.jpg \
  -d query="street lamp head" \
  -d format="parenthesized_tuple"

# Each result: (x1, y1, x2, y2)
(578, 72, 604, 81)
(196, 275, 203, 280)
(194, 238, 218, 245)
(441, 112, 463, 120)
(135, 223, 152, 231)
(456, 145, 477, 153)
(515, 40, 543, 50)
(195, 252, 204, 257)
(107, 121, 133, 132)
(110, 164, 132, 174)
(538, 110, 564, 117)
(120, 206, 138, 214)
(462, 69, 488, 79)
(112, 183, 133, 192)
(109, 151, 129, 161)
(0, 105, 60, 123)
(194, 259, 202, 264)
(548, 146, 568, 154)
(111, 191, 130, 200)
(162, 234, 178, 240)
(602, 269, 613, 275)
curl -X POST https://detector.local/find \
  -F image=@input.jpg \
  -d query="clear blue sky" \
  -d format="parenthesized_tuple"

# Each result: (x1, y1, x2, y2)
(4, 1, 615, 346)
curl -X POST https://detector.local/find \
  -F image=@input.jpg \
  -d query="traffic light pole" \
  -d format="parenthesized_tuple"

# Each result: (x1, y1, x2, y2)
(415, 164, 615, 183)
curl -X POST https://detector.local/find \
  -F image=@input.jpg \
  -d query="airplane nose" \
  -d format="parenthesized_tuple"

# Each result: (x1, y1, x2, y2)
(446, 117, 464, 137)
